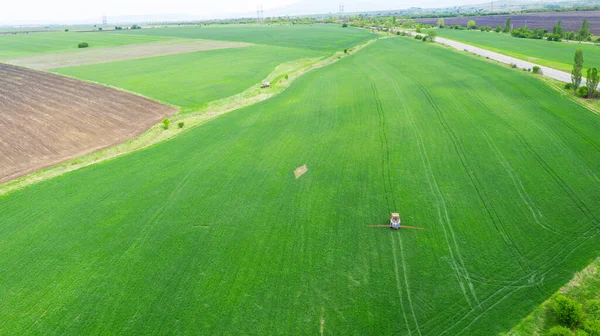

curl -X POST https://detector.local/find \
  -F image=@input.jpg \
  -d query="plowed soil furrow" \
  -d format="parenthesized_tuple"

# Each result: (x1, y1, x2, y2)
(0, 63, 177, 183)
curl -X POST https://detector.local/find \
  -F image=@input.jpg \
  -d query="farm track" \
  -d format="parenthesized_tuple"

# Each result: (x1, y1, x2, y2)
(0, 63, 176, 183)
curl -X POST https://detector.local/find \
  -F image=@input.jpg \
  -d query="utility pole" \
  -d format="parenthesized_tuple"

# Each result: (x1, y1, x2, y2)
(256, 5, 264, 24)
(102, 13, 107, 25)
(338, 3, 344, 21)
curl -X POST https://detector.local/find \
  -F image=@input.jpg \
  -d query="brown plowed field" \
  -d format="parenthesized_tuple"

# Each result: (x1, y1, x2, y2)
(414, 11, 600, 35)
(0, 63, 177, 183)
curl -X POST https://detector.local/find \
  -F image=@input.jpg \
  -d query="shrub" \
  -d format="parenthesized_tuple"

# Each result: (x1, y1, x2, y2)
(510, 64, 517, 68)
(396, 31, 400, 35)
(162, 119, 170, 130)
(422, 36, 428, 42)
(587, 300, 600, 320)
(415, 35, 423, 40)
(581, 319, 600, 336)
(344, 48, 348, 54)
(416, 26, 422, 33)
(575, 330, 590, 336)
(64, 29, 69, 32)
(342, 23, 348, 28)
(565, 83, 573, 90)
(555, 295, 585, 327)
(549, 325, 573, 336)
(284, 74, 289, 80)
(577, 86, 589, 98)
(98, 27, 102, 31)
(78, 42, 89, 48)
(178, 122, 184, 129)
(532, 66, 542, 74)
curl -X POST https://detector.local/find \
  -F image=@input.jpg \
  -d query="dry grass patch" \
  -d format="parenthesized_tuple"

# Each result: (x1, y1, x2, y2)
(5, 39, 251, 70)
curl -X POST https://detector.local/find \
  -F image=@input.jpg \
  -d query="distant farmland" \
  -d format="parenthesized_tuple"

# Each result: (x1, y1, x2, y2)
(414, 11, 600, 34)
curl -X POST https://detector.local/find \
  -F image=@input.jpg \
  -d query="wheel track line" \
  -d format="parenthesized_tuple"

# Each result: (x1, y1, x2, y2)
(388, 79, 478, 308)
(396, 232, 423, 336)
(457, 80, 598, 242)
(411, 78, 532, 274)
(480, 79, 600, 229)
(390, 232, 412, 336)
(360, 66, 420, 335)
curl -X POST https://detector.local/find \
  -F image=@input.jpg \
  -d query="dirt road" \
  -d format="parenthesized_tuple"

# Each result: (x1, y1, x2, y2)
(417, 34, 586, 86)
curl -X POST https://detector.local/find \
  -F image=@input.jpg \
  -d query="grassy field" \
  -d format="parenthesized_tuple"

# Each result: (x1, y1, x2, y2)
(0, 32, 171, 58)
(108, 24, 376, 52)
(437, 29, 600, 72)
(1, 37, 600, 335)
(55, 45, 324, 111)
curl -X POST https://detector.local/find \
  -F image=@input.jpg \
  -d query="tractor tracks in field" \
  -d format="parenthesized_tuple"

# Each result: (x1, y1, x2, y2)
(359, 67, 422, 336)
(410, 77, 535, 279)
(387, 78, 481, 313)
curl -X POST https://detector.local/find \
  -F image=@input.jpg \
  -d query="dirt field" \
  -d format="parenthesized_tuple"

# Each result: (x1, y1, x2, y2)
(414, 11, 600, 34)
(0, 63, 177, 183)
(3, 39, 251, 70)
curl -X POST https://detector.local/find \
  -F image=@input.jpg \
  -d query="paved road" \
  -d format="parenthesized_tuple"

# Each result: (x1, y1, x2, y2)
(414, 33, 586, 86)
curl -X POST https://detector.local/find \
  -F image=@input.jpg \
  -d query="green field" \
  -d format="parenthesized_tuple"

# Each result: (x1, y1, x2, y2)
(2, 37, 600, 335)
(437, 29, 600, 72)
(54, 45, 323, 111)
(0, 32, 171, 58)
(108, 24, 376, 52)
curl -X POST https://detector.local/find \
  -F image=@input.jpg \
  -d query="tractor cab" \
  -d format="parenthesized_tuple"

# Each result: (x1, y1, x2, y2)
(390, 213, 401, 230)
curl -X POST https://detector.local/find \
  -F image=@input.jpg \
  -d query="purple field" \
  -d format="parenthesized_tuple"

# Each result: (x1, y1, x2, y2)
(415, 11, 600, 35)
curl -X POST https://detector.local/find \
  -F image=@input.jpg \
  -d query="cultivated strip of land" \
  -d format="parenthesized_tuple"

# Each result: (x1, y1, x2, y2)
(0, 38, 380, 195)
(0, 63, 177, 183)
(4, 39, 251, 70)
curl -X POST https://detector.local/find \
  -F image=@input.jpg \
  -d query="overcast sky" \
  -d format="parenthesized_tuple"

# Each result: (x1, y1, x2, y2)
(0, 0, 481, 25)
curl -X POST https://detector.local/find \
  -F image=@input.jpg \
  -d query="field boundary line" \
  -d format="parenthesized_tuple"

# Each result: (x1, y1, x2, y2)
(0, 37, 383, 196)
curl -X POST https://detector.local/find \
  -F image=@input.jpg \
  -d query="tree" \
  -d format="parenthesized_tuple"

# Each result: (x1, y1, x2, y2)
(587, 67, 599, 99)
(78, 42, 89, 48)
(552, 20, 563, 36)
(162, 119, 170, 130)
(467, 20, 476, 30)
(437, 18, 445, 28)
(178, 122, 185, 129)
(342, 23, 348, 28)
(504, 18, 512, 33)
(578, 18, 591, 41)
(494, 25, 502, 33)
(571, 49, 584, 95)
(554, 295, 584, 328)
(427, 30, 438, 42)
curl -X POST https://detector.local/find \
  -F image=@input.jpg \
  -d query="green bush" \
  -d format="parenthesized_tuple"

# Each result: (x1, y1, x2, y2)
(581, 319, 600, 336)
(510, 64, 517, 68)
(577, 86, 589, 98)
(532, 66, 542, 74)
(575, 330, 590, 336)
(549, 325, 573, 336)
(78, 42, 89, 48)
(284, 74, 289, 80)
(587, 300, 600, 320)
(415, 35, 423, 40)
(565, 83, 573, 90)
(344, 48, 348, 54)
(555, 295, 585, 328)
(162, 119, 170, 130)
(342, 23, 348, 28)
(178, 122, 184, 129)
